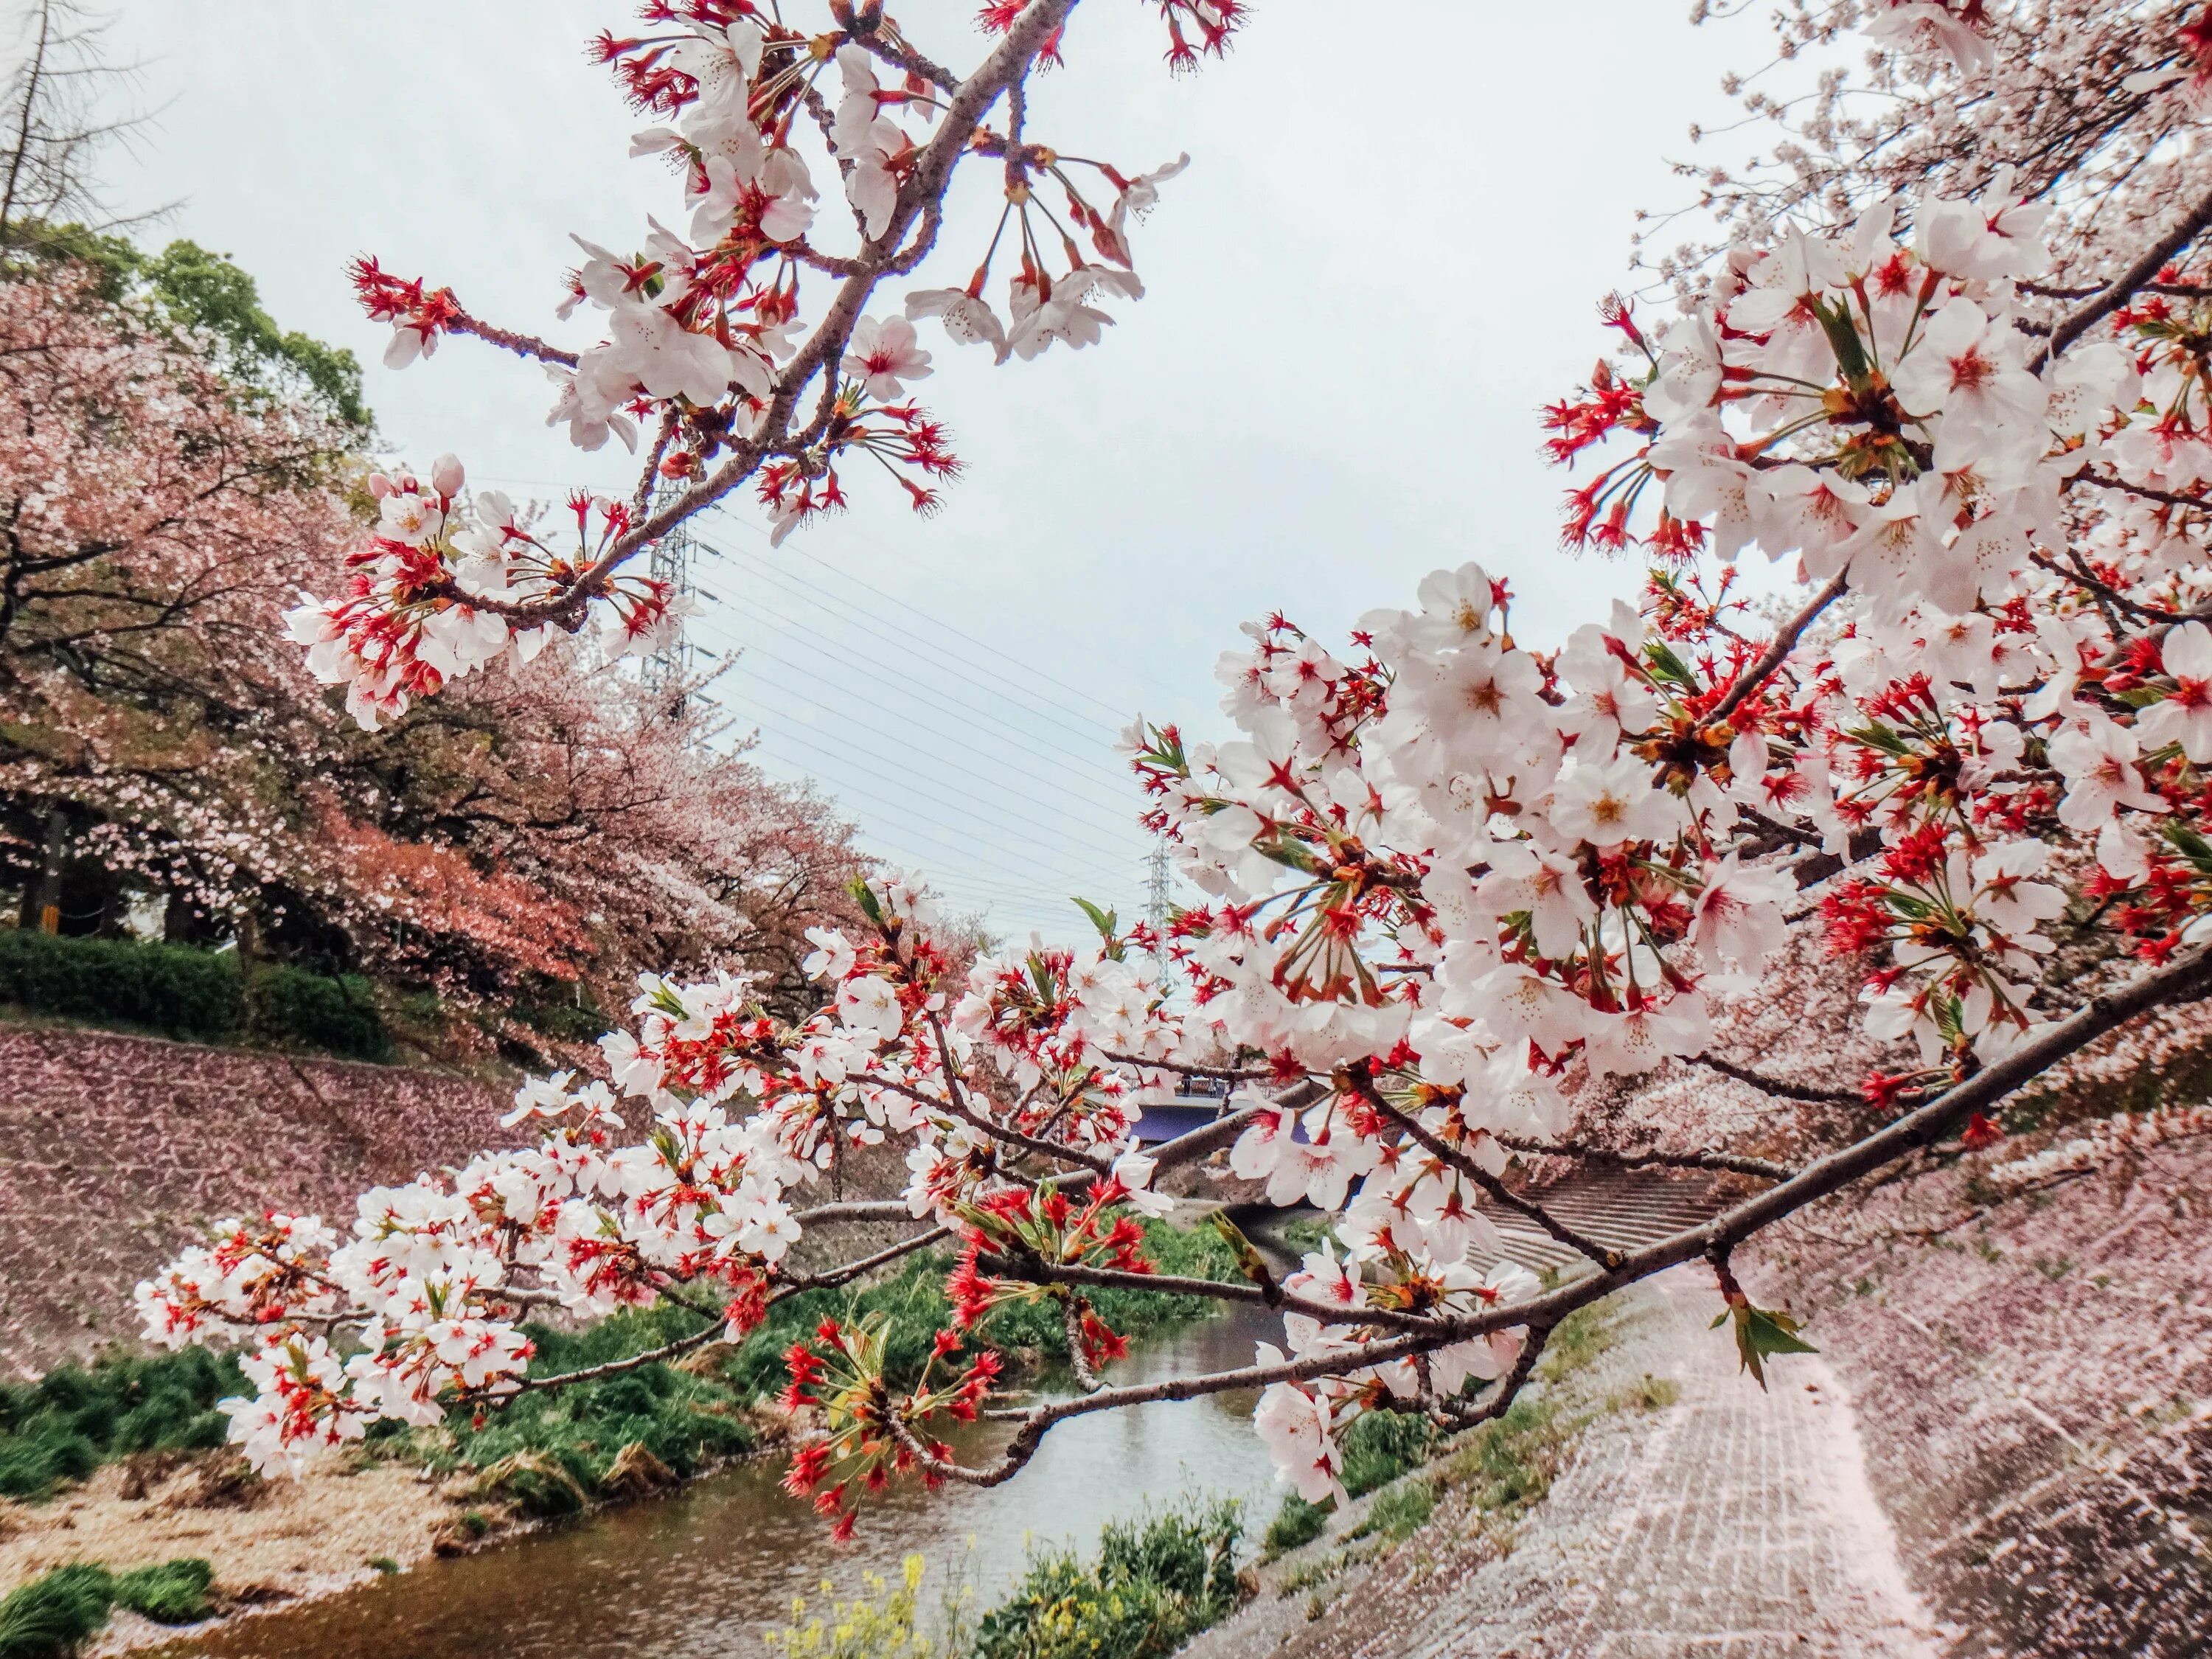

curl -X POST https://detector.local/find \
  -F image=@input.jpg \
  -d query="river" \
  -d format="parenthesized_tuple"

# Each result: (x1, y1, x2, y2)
(161, 1298, 1287, 1659)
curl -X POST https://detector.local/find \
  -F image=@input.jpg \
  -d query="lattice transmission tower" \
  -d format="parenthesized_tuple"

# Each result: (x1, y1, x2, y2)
(641, 480, 698, 709)
(1145, 837, 1175, 952)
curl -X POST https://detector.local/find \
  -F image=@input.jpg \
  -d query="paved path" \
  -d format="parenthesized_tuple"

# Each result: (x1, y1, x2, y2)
(1395, 1267, 1943, 1659)
(1189, 1172, 1949, 1659)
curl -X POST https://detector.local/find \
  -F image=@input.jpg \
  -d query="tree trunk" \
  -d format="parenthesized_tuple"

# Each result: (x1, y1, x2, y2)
(23, 807, 66, 932)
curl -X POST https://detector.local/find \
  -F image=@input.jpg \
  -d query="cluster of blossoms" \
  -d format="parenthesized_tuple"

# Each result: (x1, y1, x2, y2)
(146, 0, 2212, 1525)
(307, 0, 1200, 726)
(284, 456, 686, 728)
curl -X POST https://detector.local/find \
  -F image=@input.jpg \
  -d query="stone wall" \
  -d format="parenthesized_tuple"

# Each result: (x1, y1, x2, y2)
(0, 1024, 521, 1374)
(1763, 1138, 2212, 1658)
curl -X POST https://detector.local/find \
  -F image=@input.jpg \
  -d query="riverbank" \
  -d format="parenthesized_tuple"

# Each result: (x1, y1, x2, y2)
(0, 1452, 472, 1654)
(1759, 1133, 2212, 1656)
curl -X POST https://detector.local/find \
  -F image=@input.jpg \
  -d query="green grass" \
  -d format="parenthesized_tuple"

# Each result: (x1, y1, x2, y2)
(0, 1557, 215, 1658)
(1259, 1405, 1434, 1560)
(112, 1558, 216, 1624)
(970, 1500, 1245, 1659)
(0, 1349, 243, 1501)
(0, 1564, 116, 1659)
(1346, 1480, 1433, 1543)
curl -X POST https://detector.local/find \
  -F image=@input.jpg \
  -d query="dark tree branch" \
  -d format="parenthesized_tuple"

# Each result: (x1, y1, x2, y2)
(2031, 181, 2212, 371)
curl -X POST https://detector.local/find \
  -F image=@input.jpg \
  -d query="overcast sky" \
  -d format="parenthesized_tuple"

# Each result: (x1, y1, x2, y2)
(87, 1, 1761, 942)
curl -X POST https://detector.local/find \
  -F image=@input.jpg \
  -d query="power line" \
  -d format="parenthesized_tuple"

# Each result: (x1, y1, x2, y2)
(713, 682, 1146, 874)
(689, 594, 1138, 797)
(712, 680, 1143, 878)
(698, 532, 1127, 744)
(706, 504, 1183, 723)
(694, 625, 1141, 804)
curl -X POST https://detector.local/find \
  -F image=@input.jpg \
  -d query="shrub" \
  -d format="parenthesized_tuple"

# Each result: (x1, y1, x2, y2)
(113, 1558, 215, 1624)
(764, 1554, 950, 1659)
(0, 1565, 114, 1659)
(248, 965, 392, 1061)
(970, 1502, 1244, 1659)
(0, 929, 242, 1039)
(1338, 1407, 1433, 1498)
(0, 1349, 246, 1500)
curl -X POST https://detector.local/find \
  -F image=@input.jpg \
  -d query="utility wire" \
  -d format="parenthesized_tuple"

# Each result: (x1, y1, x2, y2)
(712, 682, 1144, 875)
(698, 532, 1127, 744)
(693, 608, 1138, 799)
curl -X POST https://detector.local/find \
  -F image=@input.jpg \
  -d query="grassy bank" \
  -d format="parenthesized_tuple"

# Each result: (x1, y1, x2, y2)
(1259, 1297, 1643, 1562)
(0, 1557, 215, 1658)
(764, 1501, 1248, 1659)
(0, 1352, 243, 1502)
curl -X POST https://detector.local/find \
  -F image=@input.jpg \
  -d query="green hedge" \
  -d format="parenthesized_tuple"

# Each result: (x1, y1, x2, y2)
(0, 928, 243, 1038)
(248, 965, 392, 1062)
(0, 929, 390, 1061)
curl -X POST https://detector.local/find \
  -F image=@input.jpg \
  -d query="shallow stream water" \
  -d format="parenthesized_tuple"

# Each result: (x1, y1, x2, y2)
(163, 1299, 1285, 1659)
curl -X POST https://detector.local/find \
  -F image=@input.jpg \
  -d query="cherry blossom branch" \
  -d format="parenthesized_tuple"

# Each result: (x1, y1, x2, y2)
(431, 0, 1085, 635)
(1433, 1321, 1551, 1430)
(972, 1251, 1453, 1335)
(2028, 549, 2202, 627)
(2072, 470, 2211, 515)
(1685, 1052, 1864, 1108)
(1495, 1135, 1794, 1183)
(515, 1227, 949, 1397)
(1062, 1297, 1105, 1392)
(867, 1074, 1116, 1175)
(1099, 1051, 1275, 1081)
(900, 945, 2212, 1488)
(513, 1321, 725, 1392)
(447, 310, 580, 369)
(2030, 180, 2212, 372)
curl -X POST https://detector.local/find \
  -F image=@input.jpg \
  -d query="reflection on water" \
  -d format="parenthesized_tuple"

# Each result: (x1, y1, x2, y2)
(167, 1304, 1285, 1659)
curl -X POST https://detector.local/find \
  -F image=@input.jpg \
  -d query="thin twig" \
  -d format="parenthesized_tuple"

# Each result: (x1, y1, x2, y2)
(1349, 1069, 1623, 1270)
(1497, 1135, 1792, 1183)
(1686, 1052, 1863, 1107)
(1706, 571, 1848, 727)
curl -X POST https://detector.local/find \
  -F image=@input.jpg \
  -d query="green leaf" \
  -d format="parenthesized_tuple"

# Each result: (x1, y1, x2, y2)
(1641, 639, 1700, 690)
(1208, 1212, 1276, 1293)
(847, 877, 886, 926)
(1810, 293, 1873, 385)
(1071, 897, 1124, 959)
(1712, 1301, 1818, 1390)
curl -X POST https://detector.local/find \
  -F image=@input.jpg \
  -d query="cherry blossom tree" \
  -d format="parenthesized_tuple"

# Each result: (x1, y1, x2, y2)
(140, 0, 2212, 1536)
(0, 251, 864, 1012)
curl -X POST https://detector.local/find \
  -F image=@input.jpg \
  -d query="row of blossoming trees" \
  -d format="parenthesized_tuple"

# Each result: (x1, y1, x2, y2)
(133, 0, 2212, 1538)
(0, 238, 867, 1020)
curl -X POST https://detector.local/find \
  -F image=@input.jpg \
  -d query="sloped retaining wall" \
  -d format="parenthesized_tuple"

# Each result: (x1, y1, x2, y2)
(0, 1025, 520, 1374)
(1764, 1138, 2212, 1658)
